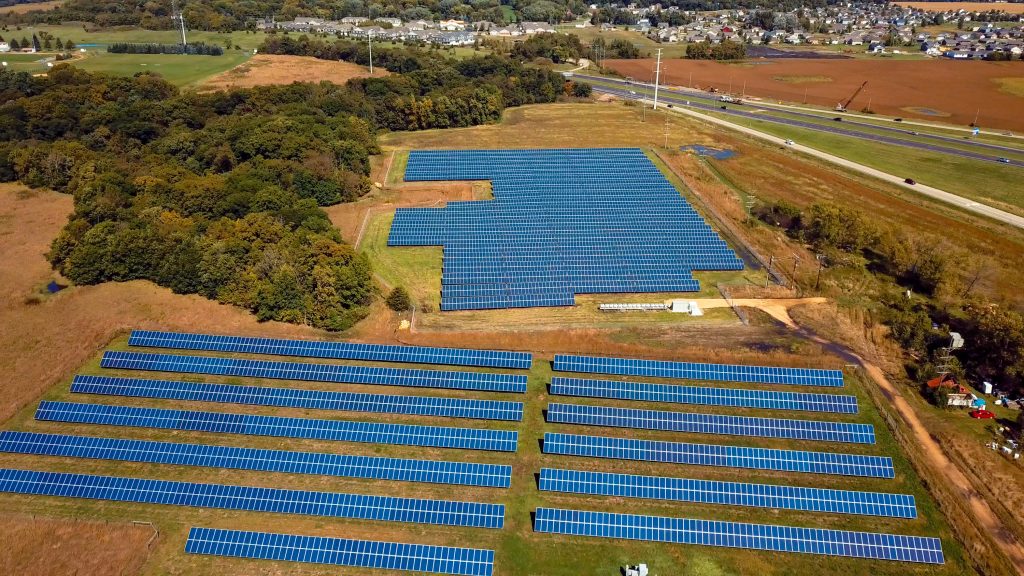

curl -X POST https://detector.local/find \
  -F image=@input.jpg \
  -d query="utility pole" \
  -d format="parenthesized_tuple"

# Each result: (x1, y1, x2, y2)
(368, 30, 374, 74)
(652, 48, 662, 110)
(171, 0, 187, 46)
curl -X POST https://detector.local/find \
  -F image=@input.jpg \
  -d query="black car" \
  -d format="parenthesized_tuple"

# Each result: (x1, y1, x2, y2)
(904, 178, 916, 185)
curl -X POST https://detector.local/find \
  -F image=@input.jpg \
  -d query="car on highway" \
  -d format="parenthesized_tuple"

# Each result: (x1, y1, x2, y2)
(629, 90, 636, 95)
(969, 409, 995, 419)
(904, 178, 916, 185)
(833, 117, 842, 122)
(784, 140, 794, 146)
(998, 157, 1010, 163)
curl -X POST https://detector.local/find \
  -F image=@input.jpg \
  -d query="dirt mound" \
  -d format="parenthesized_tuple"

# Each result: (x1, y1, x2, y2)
(606, 58, 1024, 132)
(200, 54, 386, 91)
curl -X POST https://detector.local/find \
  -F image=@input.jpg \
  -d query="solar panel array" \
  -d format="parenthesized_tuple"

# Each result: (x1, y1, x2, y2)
(101, 351, 527, 393)
(538, 468, 916, 519)
(0, 431, 512, 488)
(186, 527, 495, 576)
(72, 375, 524, 422)
(543, 432, 894, 478)
(533, 508, 944, 564)
(546, 403, 875, 444)
(36, 401, 519, 452)
(554, 354, 844, 387)
(550, 377, 858, 414)
(388, 149, 743, 311)
(129, 329, 532, 370)
(0, 468, 505, 528)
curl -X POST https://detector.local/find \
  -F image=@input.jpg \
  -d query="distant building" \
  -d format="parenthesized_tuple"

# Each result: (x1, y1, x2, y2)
(0, 42, 9, 53)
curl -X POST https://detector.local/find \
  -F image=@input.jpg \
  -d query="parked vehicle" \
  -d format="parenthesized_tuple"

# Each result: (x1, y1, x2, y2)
(969, 409, 995, 419)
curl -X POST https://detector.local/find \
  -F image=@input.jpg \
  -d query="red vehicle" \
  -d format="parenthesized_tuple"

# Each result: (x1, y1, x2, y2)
(969, 409, 995, 419)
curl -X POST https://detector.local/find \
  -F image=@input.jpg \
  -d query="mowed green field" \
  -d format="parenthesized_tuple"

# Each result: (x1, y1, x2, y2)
(0, 333, 970, 575)
(6, 23, 264, 85)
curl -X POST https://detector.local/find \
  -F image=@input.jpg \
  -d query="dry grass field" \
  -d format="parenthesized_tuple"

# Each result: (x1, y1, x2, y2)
(199, 54, 385, 91)
(0, 514, 155, 576)
(896, 1, 1024, 13)
(606, 58, 1024, 132)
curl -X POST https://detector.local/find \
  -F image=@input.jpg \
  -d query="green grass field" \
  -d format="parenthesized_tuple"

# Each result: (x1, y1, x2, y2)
(0, 333, 971, 575)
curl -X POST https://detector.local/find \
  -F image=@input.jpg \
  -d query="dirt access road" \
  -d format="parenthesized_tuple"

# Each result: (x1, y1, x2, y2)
(728, 295, 1024, 570)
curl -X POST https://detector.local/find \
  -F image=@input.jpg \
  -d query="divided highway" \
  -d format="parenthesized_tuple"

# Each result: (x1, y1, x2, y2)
(577, 74, 1024, 168)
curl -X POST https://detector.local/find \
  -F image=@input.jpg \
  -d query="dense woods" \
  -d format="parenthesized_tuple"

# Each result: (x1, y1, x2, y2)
(260, 36, 576, 130)
(510, 33, 641, 63)
(107, 42, 224, 55)
(755, 200, 1024, 395)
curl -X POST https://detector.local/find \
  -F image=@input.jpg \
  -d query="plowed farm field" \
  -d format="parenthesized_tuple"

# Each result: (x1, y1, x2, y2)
(606, 58, 1024, 131)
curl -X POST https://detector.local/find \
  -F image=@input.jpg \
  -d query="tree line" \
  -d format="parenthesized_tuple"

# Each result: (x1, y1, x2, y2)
(259, 36, 587, 131)
(107, 42, 224, 55)
(755, 200, 1024, 396)
(685, 40, 746, 60)
(509, 33, 641, 65)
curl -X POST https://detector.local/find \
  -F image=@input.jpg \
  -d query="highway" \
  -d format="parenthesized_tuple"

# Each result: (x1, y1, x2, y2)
(576, 74, 1024, 168)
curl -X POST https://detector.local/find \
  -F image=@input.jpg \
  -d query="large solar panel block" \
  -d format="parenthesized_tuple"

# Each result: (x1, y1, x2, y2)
(36, 402, 518, 452)
(538, 468, 916, 518)
(185, 527, 495, 576)
(390, 149, 745, 311)
(543, 433, 894, 478)
(553, 354, 844, 387)
(72, 375, 524, 421)
(550, 376, 858, 414)
(0, 431, 512, 488)
(129, 329, 532, 369)
(533, 508, 943, 564)
(100, 351, 527, 393)
(0, 468, 505, 528)
(546, 403, 874, 444)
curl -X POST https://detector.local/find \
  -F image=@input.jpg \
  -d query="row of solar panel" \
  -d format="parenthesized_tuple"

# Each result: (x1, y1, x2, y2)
(538, 468, 915, 518)
(543, 432, 894, 478)
(0, 431, 512, 487)
(550, 377, 859, 414)
(0, 468, 505, 528)
(101, 351, 528, 393)
(546, 403, 875, 444)
(554, 354, 845, 387)
(36, 402, 520, 452)
(128, 329, 532, 369)
(533, 508, 943, 564)
(71, 375, 524, 421)
(441, 293, 576, 312)
(185, 528, 495, 576)
(441, 272, 705, 286)
(442, 281, 703, 299)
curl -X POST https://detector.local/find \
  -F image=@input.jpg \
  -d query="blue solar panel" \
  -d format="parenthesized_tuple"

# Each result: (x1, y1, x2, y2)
(0, 431, 512, 488)
(71, 375, 524, 421)
(185, 527, 495, 576)
(543, 432, 894, 478)
(390, 149, 745, 311)
(36, 402, 518, 452)
(553, 354, 844, 387)
(550, 377, 858, 414)
(100, 351, 527, 393)
(129, 329, 532, 369)
(533, 508, 943, 564)
(0, 468, 505, 528)
(546, 403, 874, 444)
(538, 468, 916, 518)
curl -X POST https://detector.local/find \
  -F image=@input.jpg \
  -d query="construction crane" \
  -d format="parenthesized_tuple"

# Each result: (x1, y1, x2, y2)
(835, 81, 867, 112)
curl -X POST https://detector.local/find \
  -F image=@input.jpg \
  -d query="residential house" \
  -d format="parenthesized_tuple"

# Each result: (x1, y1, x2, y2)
(439, 19, 466, 31)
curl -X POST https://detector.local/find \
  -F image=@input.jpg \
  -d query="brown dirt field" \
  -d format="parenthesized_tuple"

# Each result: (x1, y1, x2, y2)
(199, 54, 385, 91)
(605, 58, 1024, 131)
(0, 514, 155, 575)
(0, 0, 62, 14)
(896, 1, 1024, 13)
